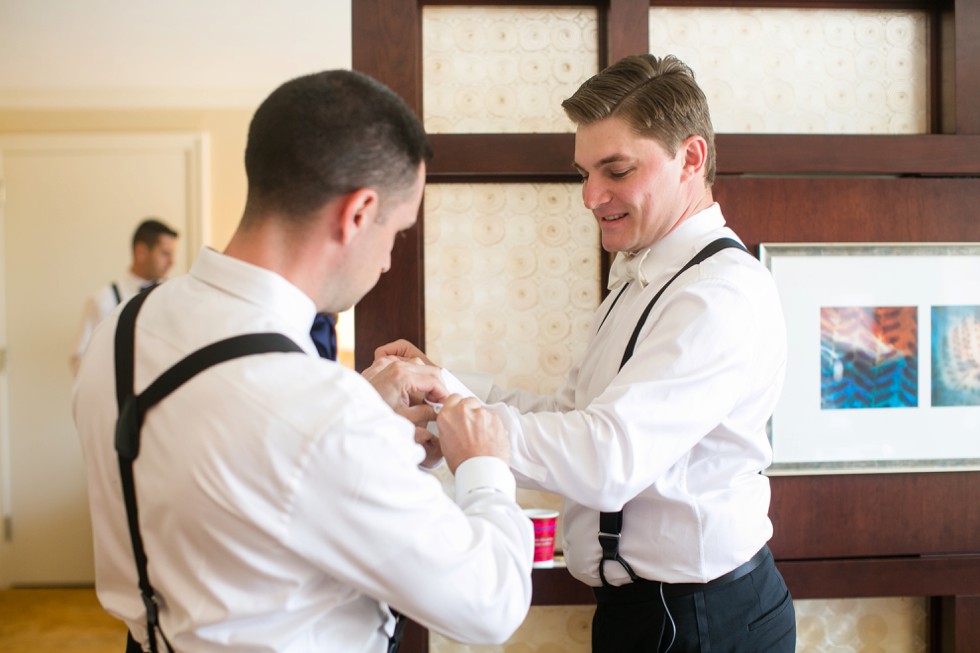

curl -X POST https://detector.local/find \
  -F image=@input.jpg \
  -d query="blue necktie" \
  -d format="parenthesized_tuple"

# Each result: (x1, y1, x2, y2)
(310, 313, 338, 361)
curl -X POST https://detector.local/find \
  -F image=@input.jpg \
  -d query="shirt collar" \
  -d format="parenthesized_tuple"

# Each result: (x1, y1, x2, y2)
(189, 247, 318, 335)
(607, 203, 726, 290)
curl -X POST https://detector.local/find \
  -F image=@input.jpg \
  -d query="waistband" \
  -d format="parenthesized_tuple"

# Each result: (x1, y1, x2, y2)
(593, 546, 771, 604)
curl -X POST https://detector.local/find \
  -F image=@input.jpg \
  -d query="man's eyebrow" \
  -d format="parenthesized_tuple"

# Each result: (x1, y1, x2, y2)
(598, 154, 629, 166)
(573, 154, 630, 172)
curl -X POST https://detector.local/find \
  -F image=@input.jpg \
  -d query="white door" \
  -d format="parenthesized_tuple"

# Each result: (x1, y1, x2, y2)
(0, 133, 207, 586)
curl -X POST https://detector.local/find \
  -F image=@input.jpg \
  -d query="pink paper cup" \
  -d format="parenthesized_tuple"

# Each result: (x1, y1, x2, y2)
(523, 508, 559, 568)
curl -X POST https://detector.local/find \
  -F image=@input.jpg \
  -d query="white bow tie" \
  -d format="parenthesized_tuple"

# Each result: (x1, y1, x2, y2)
(607, 250, 651, 290)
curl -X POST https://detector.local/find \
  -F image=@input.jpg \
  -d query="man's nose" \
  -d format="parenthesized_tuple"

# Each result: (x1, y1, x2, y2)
(582, 177, 609, 210)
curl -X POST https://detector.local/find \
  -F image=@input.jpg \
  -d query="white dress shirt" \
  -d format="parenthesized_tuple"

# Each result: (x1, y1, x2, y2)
(73, 247, 533, 652)
(71, 270, 153, 376)
(455, 204, 787, 587)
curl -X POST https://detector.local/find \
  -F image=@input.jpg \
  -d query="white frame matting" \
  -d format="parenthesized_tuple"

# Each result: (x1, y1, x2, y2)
(760, 242, 980, 476)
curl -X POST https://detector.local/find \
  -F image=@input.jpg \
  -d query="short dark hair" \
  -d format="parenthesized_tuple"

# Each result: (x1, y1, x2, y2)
(132, 218, 178, 250)
(243, 70, 432, 222)
(562, 54, 716, 186)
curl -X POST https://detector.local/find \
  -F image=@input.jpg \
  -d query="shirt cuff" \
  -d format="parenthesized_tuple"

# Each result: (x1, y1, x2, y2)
(419, 457, 445, 473)
(447, 370, 493, 401)
(454, 456, 516, 500)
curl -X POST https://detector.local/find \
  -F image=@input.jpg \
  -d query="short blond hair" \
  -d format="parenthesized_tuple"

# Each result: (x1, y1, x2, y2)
(562, 54, 716, 185)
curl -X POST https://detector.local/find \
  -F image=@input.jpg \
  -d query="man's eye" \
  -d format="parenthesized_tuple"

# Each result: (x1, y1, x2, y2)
(610, 169, 630, 178)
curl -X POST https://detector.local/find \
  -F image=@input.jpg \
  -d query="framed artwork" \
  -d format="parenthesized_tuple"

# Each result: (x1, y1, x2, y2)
(759, 242, 980, 475)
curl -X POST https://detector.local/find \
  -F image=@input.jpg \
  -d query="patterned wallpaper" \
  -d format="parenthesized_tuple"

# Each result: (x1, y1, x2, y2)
(424, 183, 599, 395)
(420, 5, 933, 653)
(795, 597, 927, 653)
(429, 598, 927, 653)
(422, 6, 598, 133)
(648, 8, 928, 134)
(421, 6, 928, 135)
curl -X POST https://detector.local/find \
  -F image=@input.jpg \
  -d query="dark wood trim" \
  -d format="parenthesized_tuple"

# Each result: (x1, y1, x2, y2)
(528, 555, 980, 603)
(428, 133, 980, 177)
(422, 1, 933, 5)
(718, 134, 980, 174)
(399, 620, 430, 653)
(955, 0, 980, 133)
(527, 566, 600, 606)
(606, 0, 650, 64)
(778, 556, 980, 599)
(650, 1, 933, 7)
(352, 0, 425, 370)
(428, 134, 576, 179)
(769, 472, 980, 560)
(352, 0, 421, 111)
(423, 0, 596, 5)
(928, 1, 943, 133)
(939, 595, 980, 652)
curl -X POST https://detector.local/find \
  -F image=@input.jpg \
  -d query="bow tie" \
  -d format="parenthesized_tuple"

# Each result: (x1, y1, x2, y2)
(607, 249, 652, 290)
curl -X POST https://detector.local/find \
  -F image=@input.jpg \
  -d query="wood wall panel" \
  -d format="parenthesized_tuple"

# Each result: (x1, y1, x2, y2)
(713, 176, 980, 251)
(955, 0, 980, 133)
(427, 134, 980, 178)
(606, 0, 651, 63)
(940, 595, 980, 651)
(768, 473, 980, 560)
(352, 0, 425, 370)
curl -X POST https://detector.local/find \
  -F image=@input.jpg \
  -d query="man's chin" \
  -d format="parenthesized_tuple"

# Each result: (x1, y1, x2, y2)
(600, 237, 626, 254)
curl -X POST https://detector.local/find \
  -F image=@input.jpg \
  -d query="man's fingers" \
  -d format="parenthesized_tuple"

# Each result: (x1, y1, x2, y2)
(397, 403, 437, 427)
(374, 339, 431, 364)
(365, 359, 447, 409)
(361, 355, 398, 381)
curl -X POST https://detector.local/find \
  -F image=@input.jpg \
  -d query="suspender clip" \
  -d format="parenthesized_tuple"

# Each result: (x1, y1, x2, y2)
(597, 531, 621, 559)
(141, 593, 159, 628)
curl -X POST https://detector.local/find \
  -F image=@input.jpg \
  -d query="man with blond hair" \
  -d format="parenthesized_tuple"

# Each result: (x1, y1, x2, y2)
(381, 54, 796, 652)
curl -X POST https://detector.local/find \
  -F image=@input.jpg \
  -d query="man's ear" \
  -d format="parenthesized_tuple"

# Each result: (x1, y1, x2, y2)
(337, 188, 379, 245)
(680, 135, 708, 181)
(132, 241, 149, 263)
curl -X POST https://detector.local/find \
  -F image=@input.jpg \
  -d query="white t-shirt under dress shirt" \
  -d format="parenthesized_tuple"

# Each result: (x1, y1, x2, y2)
(73, 247, 533, 652)
(454, 203, 787, 588)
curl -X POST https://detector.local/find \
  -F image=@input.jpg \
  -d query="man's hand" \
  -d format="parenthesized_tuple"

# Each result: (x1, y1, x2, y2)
(375, 339, 435, 366)
(413, 422, 443, 469)
(363, 357, 447, 468)
(362, 356, 448, 408)
(437, 395, 510, 474)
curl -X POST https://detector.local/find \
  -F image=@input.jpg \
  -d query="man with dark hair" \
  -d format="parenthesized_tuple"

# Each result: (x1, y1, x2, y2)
(70, 217, 178, 376)
(380, 54, 795, 652)
(73, 70, 532, 652)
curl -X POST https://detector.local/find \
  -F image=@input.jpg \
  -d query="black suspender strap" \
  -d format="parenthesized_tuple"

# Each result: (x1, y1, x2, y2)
(618, 238, 747, 369)
(113, 286, 303, 652)
(598, 509, 638, 586)
(111, 282, 123, 305)
(595, 283, 630, 335)
(597, 237, 748, 587)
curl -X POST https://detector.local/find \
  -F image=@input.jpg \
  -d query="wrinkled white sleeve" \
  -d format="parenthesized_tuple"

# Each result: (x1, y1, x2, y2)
(454, 278, 767, 512)
(287, 379, 534, 645)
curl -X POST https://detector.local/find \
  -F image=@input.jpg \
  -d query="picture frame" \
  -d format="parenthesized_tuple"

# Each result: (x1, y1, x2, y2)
(759, 242, 980, 475)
